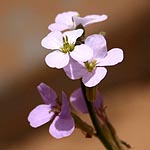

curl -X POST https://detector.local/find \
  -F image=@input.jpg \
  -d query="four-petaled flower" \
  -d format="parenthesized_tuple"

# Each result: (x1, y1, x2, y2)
(64, 34, 124, 87)
(41, 29, 93, 69)
(28, 82, 75, 139)
(48, 11, 108, 31)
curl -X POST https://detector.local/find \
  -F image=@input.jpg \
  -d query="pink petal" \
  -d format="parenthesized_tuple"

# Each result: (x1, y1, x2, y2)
(73, 14, 108, 26)
(28, 104, 54, 128)
(59, 91, 71, 118)
(37, 82, 57, 105)
(70, 44, 93, 62)
(49, 91, 75, 139)
(49, 116, 75, 139)
(82, 67, 107, 87)
(63, 58, 86, 80)
(70, 88, 88, 113)
(45, 50, 70, 69)
(55, 11, 78, 25)
(48, 11, 78, 31)
(85, 34, 107, 59)
(63, 29, 83, 44)
(70, 88, 104, 113)
(98, 48, 124, 66)
(48, 23, 70, 31)
(41, 31, 63, 49)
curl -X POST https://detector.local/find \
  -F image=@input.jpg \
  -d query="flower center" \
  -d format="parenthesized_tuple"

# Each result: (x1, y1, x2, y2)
(61, 36, 75, 53)
(49, 104, 61, 115)
(84, 60, 97, 72)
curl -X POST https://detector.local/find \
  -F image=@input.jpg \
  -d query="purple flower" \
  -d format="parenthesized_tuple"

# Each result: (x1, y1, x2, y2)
(41, 29, 93, 69)
(28, 83, 75, 139)
(48, 11, 108, 31)
(70, 88, 103, 113)
(64, 34, 124, 87)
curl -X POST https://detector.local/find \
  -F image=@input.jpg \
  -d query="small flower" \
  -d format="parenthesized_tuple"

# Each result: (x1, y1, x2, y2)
(28, 82, 75, 139)
(48, 11, 108, 31)
(64, 34, 124, 87)
(70, 88, 103, 113)
(41, 29, 93, 69)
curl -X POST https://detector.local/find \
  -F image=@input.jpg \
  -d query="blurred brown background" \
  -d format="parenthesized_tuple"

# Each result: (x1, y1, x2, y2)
(0, 0, 149, 150)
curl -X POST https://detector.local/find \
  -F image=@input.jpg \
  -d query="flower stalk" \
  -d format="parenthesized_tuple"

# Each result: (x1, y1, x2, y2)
(71, 112, 94, 137)
(80, 81, 130, 150)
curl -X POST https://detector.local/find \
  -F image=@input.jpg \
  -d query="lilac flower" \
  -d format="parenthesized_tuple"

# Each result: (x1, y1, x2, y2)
(70, 88, 103, 113)
(64, 34, 124, 87)
(48, 11, 108, 31)
(28, 83, 75, 139)
(41, 29, 93, 69)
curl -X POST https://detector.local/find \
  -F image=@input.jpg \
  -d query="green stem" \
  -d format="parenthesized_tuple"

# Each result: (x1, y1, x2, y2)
(80, 81, 129, 150)
(71, 112, 94, 137)
(81, 81, 112, 149)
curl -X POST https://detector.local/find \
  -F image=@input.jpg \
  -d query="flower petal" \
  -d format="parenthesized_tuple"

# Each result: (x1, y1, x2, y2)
(28, 104, 54, 128)
(70, 88, 88, 113)
(85, 34, 107, 59)
(98, 48, 124, 66)
(56, 11, 78, 26)
(48, 23, 70, 31)
(93, 91, 104, 110)
(82, 67, 107, 87)
(55, 11, 78, 23)
(70, 88, 103, 113)
(45, 50, 70, 69)
(63, 29, 83, 44)
(49, 91, 75, 139)
(41, 31, 63, 49)
(70, 44, 93, 62)
(49, 116, 75, 139)
(63, 58, 86, 80)
(37, 82, 57, 105)
(48, 11, 79, 31)
(73, 14, 108, 27)
(59, 91, 71, 118)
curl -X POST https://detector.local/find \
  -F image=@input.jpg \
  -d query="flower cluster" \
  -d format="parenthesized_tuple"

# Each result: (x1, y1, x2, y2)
(28, 83, 103, 138)
(41, 11, 123, 87)
(28, 11, 124, 140)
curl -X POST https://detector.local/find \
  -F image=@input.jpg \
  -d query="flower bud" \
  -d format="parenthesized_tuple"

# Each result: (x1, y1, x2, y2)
(85, 86, 97, 103)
